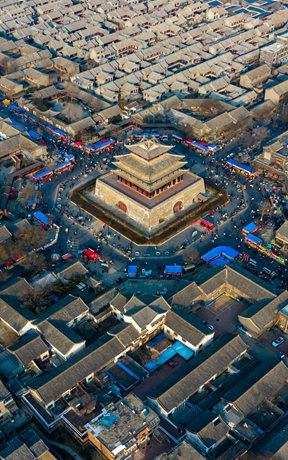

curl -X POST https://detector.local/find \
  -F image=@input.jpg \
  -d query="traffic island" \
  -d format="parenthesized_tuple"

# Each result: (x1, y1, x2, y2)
(71, 179, 228, 245)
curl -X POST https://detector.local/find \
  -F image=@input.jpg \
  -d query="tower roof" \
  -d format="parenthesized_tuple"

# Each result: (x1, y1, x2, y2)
(124, 139, 173, 160)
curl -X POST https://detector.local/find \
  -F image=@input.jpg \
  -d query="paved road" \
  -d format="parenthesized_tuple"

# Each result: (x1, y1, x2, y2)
(4, 103, 287, 287)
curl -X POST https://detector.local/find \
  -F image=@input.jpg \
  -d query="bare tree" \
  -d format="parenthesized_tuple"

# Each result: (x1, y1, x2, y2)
(0, 56, 16, 75)
(19, 183, 42, 205)
(14, 226, 47, 253)
(253, 126, 270, 146)
(62, 102, 84, 121)
(183, 247, 199, 264)
(20, 252, 47, 273)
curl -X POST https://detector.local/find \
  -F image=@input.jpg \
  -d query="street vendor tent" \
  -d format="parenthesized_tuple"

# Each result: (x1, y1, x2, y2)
(202, 246, 239, 266)
(33, 211, 51, 227)
(83, 248, 100, 260)
(165, 265, 183, 275)
(242, 222, 258, 235)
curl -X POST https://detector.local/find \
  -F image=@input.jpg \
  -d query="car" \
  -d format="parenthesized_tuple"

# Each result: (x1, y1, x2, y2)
(208, 325, 214, 331)
(116, 277, 123, 283)
(272, 337, 285, 347)
(159, 287, 168, 295)
(168, 362, 175, 368)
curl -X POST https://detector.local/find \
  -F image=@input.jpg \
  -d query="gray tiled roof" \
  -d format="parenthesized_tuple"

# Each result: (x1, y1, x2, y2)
(154, 335, 247, 413)
(9, 334, 48, 366)
(38, 320, 84, 357)
(29, 336, 125, 405)
(231, 361, 288, 416)
(47, 295, 89, 323)
(165, 310, 209, 346)
(239, 290, 288, 331)
(0, 298, 29, 333)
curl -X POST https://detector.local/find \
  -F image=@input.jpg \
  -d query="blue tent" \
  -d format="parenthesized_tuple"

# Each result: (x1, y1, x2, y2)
(227, 159, 239, 167)
(242, 222, 258, 234)
(33, 211, 51, 226)
(165, 265, 183, 275)
(245, 233, 262, 245)
(202, 246, 239, 264)
(28, 130, 41, 140)
(128, 265, 137, 277)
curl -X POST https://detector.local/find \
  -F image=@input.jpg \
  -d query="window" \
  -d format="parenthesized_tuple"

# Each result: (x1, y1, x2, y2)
(118, 201, 127, 212)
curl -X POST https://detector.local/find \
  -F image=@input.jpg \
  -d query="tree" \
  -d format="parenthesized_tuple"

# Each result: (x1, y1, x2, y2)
(20, 252, 47, 273)
(253, 126, 270, 147)
(62, 102, 84, 122)
(0, 56, 16, 75)
(14, 226, 47, 253)
(19, 183, 42, 206)
(21, 285, 51, 313)
(183, 247, 199, 264)
(1, 328, 18, 347)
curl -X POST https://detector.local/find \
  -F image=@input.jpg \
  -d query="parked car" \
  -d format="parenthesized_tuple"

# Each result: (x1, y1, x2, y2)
(272, 337, 285, 347)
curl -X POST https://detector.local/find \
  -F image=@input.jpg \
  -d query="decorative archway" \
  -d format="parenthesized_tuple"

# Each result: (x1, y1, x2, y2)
(173, 201, 183, 214)
(118, 201, 127, 213)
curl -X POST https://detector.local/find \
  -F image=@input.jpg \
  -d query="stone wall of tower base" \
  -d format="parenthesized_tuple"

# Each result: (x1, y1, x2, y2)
(94, 177, 205, 234)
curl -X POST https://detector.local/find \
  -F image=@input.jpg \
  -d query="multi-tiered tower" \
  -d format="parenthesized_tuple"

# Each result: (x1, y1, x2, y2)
(94, 139, 205, 234)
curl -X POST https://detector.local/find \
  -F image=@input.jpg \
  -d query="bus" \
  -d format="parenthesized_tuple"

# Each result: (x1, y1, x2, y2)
(226, 159, 257, 178)
(200, 219, 215, 231)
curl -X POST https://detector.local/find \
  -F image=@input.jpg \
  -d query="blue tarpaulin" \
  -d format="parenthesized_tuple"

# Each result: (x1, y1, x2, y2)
(116, 362, 140, 381)
(240, 163, 254, 174)
(53, 128, 70, 137)
(172, 341, 194, 360)
(34, 211, 51, 226)
(145, 347, 176, 372)
(9, 118, 25, 129)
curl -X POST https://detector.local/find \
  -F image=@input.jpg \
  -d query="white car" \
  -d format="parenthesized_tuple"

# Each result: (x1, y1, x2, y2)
(208, 325, 214, 331)
(272, 337, 285, 347)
